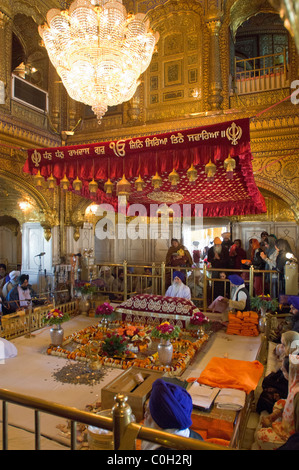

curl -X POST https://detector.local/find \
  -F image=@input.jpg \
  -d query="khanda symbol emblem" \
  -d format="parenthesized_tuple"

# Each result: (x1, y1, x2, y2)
(109, 139, 126, 157)
(31, 149, 42, 167)
(226, 122, 242, 145)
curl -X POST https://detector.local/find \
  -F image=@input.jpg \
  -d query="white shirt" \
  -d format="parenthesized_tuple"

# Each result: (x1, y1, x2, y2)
(229, 283, 247, 311)
(165, 283, 191, 300)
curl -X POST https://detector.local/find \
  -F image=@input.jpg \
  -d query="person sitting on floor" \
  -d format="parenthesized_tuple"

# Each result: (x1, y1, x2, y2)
(165, 271, 191, 300)
(287, 296, 299, 333)
(6, 274, 36, 313)
(270, 296, 299, 342)
(274, 330, 299, 363)
(255, 353, 299, 450)
(141, 378, 203, 450)
(1, 270, 20, 300)
(256, 356, 289, 414)
(0, 263, 7, 297)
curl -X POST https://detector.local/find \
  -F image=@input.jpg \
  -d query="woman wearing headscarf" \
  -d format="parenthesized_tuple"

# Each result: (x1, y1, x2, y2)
(255, 353, 299, 450)
(141, 379, 203, 450)
(165, 238, 192, 267)
(252, 240, 266, 296)
(165, 239, 192, 290)
(274, 331, 299, 363)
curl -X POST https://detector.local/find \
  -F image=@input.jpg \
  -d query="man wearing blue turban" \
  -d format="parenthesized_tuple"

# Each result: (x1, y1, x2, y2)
(219, 274, 250, 319)
(288, 296, 299, 333)
(164, 271, 191, 300)
(141, 379, 203, 450)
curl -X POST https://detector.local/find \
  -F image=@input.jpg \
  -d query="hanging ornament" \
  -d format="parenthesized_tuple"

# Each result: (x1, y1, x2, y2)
(168, 168, 180, 187)
(117, 174, 131, 198)
(34, 170, 44, 188)
(72, 176, 82, 193)
(47, 173, 56, 190)
(89, 178, 98, 195)
(187, 163, 198, 183)
(104, 178, 114, 196)
(205, 159, 217, 182)
(151, 171, 163, 190)
(135, 174, 145, 192)
(60, 174, 70, 191)
(223, 155, 236, 180)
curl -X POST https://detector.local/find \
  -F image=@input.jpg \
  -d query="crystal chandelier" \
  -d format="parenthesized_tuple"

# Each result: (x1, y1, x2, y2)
(39, 0, 159, 123)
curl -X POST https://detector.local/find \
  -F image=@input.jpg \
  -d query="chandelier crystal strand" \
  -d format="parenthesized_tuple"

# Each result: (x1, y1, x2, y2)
(39, 0, 159, 123)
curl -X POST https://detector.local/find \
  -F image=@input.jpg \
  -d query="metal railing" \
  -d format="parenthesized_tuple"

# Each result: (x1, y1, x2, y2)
(0, 389, 228, 451)
(234, 50, 288, 94)
(92, 262, 280, 310)
(0, 300, 79, 340)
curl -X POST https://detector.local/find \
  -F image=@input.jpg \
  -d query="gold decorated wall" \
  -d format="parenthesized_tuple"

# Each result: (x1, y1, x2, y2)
(0, 0, 298, 264)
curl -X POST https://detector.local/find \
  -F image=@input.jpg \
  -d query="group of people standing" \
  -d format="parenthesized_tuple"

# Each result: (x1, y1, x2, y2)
(197, 231, 294, 299)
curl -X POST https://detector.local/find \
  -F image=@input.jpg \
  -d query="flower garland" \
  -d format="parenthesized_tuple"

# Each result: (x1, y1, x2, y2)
(46, 321, 208, 376)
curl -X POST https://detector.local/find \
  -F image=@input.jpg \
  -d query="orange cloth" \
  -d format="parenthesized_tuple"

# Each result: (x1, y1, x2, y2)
(205, 437, 230, 447)
(191, 413, 233, 441)
(226, 311, 259, 336)
(194, 357, 264, 394)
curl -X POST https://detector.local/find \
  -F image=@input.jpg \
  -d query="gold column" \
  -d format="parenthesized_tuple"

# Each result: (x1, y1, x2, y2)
(206, 19, 223, 111)
(48, 62, 61, 133)
(0, 10, 12, 111)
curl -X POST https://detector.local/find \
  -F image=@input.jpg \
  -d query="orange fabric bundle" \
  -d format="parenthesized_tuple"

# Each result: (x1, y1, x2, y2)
(195, 357, 264, 394)
(191, 414, 233, 441)
(226, 311, 259, 336)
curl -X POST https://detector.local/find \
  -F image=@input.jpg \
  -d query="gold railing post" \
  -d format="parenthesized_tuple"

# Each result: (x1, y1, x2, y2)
(161, 262, 165, 295)
(34, 410, 41, 450)
(123, 260, 128, 301)
(249, 265, 254, 297)
(2, 400, 8, 450)
(203, 264, 208, 311)
(70, 421, 77, 450)
(152, 262, 156, 295)
(112, 393, 134, 450)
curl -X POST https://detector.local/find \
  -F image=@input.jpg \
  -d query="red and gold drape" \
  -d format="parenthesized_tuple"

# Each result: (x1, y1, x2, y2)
(23, 118, 266, 217)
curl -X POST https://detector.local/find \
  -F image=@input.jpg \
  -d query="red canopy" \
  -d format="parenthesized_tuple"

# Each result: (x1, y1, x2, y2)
(23, 118, 266, 217)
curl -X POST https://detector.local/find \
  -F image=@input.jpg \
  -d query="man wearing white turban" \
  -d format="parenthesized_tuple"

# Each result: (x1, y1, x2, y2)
(2, 271, 20, 299)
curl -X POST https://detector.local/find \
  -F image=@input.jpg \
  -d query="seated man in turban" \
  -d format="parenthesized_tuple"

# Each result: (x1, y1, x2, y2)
(1, 270, 20, 300)
(268, 296, 299, 342)
(217, 274, 250, 321)
(6, 274, 36, 313)
(287, 296, 299, 333)
(165, 271, 191, 300)
(141, 378, 203, 450)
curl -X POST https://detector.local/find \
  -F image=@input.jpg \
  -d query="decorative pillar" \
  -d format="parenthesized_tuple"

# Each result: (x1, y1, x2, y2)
(206, 19, 223, 111)
(127, 85, 141, 122)
(0, 10, 12, 111)
(48, 62, 62, 133)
